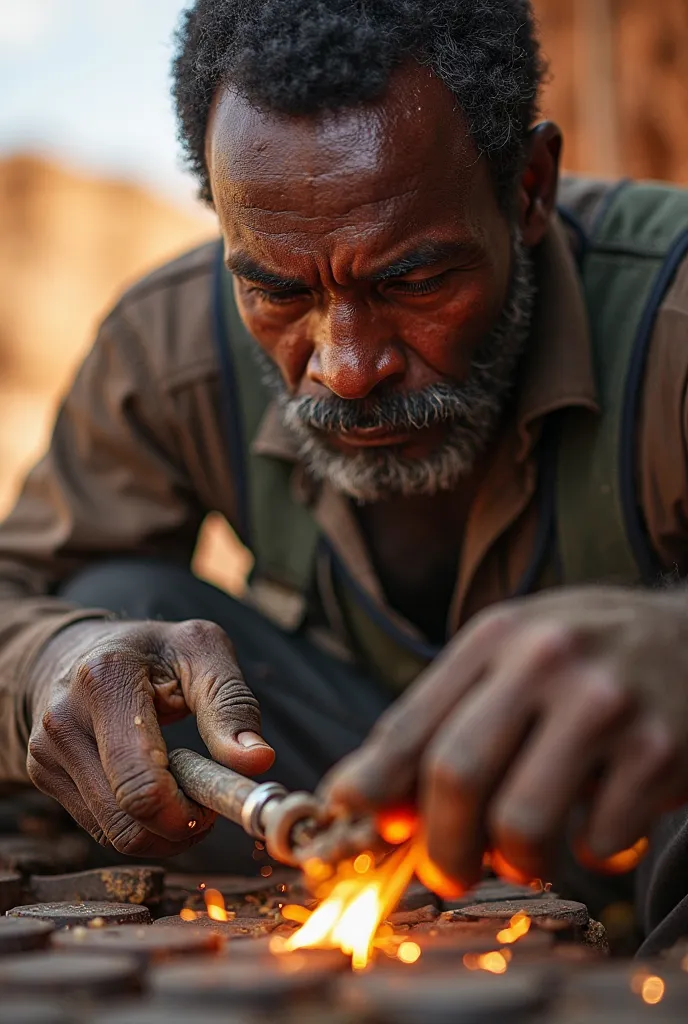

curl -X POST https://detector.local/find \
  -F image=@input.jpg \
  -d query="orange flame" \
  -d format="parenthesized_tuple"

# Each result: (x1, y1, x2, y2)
(640, 976, 665, 1005)
(204, 888, 229, 922)
(286, 840, 419, 970)
(496, 912, 531, 944)
(376, 808, 418, 845)
(463, 950, 510, 974)
(281, 904, 312, 924)
(576, 837, 649, 876)
(397, 941, 422, 964)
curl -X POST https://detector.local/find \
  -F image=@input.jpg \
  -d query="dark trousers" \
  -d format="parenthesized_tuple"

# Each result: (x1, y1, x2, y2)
(60, 560, 392, 875)
(60, 560, 688, 956)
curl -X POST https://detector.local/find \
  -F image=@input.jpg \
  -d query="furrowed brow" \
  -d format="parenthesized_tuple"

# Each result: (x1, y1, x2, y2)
(226, 253, 307, 290)
(371, 243, 472, 281)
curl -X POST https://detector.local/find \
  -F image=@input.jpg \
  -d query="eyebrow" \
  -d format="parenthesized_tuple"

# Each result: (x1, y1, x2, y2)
(225, 253, 307, 291)
(371, 242, 474, 281)
(226, 240, 475, 290)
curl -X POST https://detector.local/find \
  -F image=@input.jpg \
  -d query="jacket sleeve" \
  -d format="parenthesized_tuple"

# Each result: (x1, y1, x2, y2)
(0, 307, 206, 783)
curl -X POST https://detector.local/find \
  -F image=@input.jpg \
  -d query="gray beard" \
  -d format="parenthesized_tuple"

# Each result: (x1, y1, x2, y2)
(257, 236, 536, 502)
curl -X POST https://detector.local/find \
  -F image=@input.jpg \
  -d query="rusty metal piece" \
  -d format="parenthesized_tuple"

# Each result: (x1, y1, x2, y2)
(263, 790, 323, 865)
(0, 917, 55, 955)
(153, 913, 283, 938)
(52, 923, 221, 963)
(169, 748, 374, 866)
(388, 905, 440, 928)
(0, 835, 88, 876)
(443, 880, 547, 911)
(340, 967, 552, 1023)
(29, 866, 165, 906)
(168, 748, 270, 832)
(0, 952, 143, 999)
(8, 901, 152, 928)
(453, 898, 589, 928)
(397, 882, 440, 913)
(0, 870, 22, 913)
(151, 954, 336, 1005)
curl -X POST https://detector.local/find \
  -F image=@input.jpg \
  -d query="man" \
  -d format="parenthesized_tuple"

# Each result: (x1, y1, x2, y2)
(1, 0, 688, 955)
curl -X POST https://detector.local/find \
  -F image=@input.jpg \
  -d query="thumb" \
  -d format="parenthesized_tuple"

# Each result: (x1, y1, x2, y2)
(171, 620, 275, 775)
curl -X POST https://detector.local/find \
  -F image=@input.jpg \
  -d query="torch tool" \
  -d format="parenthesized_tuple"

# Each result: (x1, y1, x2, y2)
(169, 748, 380, 868)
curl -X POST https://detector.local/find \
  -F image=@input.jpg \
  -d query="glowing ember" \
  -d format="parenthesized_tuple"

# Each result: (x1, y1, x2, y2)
(597, 837, 650, 875)
(463, 951, 510, 974)
(376, 808, 418, 845)
(354, 853, 373, 874)
(640, 976, 665, 1005)
(179, 908, 197, 922)
(281, 905, 312, 925)
(204, 888, 229, 922)
(286, 841, 418, 970)
(496, 912, 531, 944)
(397, 941, 422, 964)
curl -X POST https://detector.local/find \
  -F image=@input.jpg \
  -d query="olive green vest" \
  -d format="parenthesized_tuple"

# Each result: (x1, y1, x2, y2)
(212, 177, 688, 689)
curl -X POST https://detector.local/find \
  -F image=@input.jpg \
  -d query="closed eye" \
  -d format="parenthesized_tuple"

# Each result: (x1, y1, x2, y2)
(388, 272, 450, 296)
(245, 284, 311, 305)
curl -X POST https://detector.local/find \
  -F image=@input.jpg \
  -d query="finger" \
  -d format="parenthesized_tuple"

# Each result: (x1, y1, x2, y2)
(488, 664, 627, 879)
(321, 608, 518, 812)
(67, 732, 213, 857)
(584, 714, 679, 859)
(421, 624, 574, 889)
(29, 739, 200, 856)
(171, 620, 275, 775)
(80, 663, 217, 844)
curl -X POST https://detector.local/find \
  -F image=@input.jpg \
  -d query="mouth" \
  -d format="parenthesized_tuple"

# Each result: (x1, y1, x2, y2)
(330, 426, 415, 449)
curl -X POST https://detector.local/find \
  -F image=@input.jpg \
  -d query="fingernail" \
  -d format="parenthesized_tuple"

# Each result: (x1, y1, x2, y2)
(237, 731, 271, 749)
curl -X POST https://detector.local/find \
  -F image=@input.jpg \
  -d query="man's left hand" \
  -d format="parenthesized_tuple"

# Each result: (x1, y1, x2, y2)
(322, 587, 688, 890)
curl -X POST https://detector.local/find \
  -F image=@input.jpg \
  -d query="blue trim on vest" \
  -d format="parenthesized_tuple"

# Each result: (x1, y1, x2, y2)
(328, 545, 442, 661)
(620, 228, 688, 583)
(211, 241, 252, 547)
(514, 421, 559, 597)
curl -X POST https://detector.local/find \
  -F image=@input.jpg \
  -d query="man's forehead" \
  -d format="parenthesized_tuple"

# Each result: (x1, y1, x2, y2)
(206, 64, 481, 220)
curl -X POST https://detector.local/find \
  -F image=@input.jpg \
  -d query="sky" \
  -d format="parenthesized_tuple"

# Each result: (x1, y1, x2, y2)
(0, 0, 198, 204)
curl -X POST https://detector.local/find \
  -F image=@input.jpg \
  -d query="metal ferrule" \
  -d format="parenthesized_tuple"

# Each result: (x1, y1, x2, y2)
(240, 781, 288, 839)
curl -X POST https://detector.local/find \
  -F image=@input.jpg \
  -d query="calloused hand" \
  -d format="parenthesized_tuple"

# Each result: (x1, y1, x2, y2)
(27, 618, 275, 857)
(321, 588, 688, 891)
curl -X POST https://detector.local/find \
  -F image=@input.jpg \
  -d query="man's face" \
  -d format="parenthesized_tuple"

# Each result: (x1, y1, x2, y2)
(207, 63, 534, 501)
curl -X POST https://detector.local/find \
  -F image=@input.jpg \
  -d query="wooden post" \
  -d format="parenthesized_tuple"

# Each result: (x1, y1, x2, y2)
(576, 0, 622, 178)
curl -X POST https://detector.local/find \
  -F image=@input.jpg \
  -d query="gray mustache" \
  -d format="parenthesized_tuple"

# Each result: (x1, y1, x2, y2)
(285, 384, 478, 434)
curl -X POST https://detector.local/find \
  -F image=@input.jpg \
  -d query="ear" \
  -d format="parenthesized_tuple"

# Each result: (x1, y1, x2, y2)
(518, 122, 563, 247)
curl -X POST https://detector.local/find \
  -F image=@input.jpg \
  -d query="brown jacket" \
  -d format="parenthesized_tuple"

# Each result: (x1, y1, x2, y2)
(2, 180, 688, 782)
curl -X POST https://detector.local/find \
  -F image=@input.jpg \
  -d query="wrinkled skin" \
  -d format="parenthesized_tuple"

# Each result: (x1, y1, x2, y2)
(322, 588, 688, 890)
(27, 620, 274, 856)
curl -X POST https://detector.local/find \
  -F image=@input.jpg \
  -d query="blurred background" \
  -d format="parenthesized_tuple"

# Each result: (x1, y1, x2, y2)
(1, 0, 686, 588)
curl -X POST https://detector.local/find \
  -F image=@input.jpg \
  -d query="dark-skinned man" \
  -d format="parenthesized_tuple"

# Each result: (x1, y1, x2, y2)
(1, 0, 688, 956)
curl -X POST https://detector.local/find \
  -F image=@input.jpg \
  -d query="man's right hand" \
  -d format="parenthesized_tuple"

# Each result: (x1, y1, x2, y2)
(26, 619, 275, 857)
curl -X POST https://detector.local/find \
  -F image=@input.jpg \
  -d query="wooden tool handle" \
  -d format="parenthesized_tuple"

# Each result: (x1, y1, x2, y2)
(169, 748, 258, 826)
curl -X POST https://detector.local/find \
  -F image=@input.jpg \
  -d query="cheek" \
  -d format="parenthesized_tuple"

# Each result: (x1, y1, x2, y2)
(235, 291, 312, 390)
(401, 272, 509, 379)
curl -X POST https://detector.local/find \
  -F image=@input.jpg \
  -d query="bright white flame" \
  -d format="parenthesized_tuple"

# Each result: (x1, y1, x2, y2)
(286, 841, 418, 969)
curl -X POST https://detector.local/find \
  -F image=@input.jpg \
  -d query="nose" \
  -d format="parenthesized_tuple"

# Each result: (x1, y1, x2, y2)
(307, 299, 406, 400)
